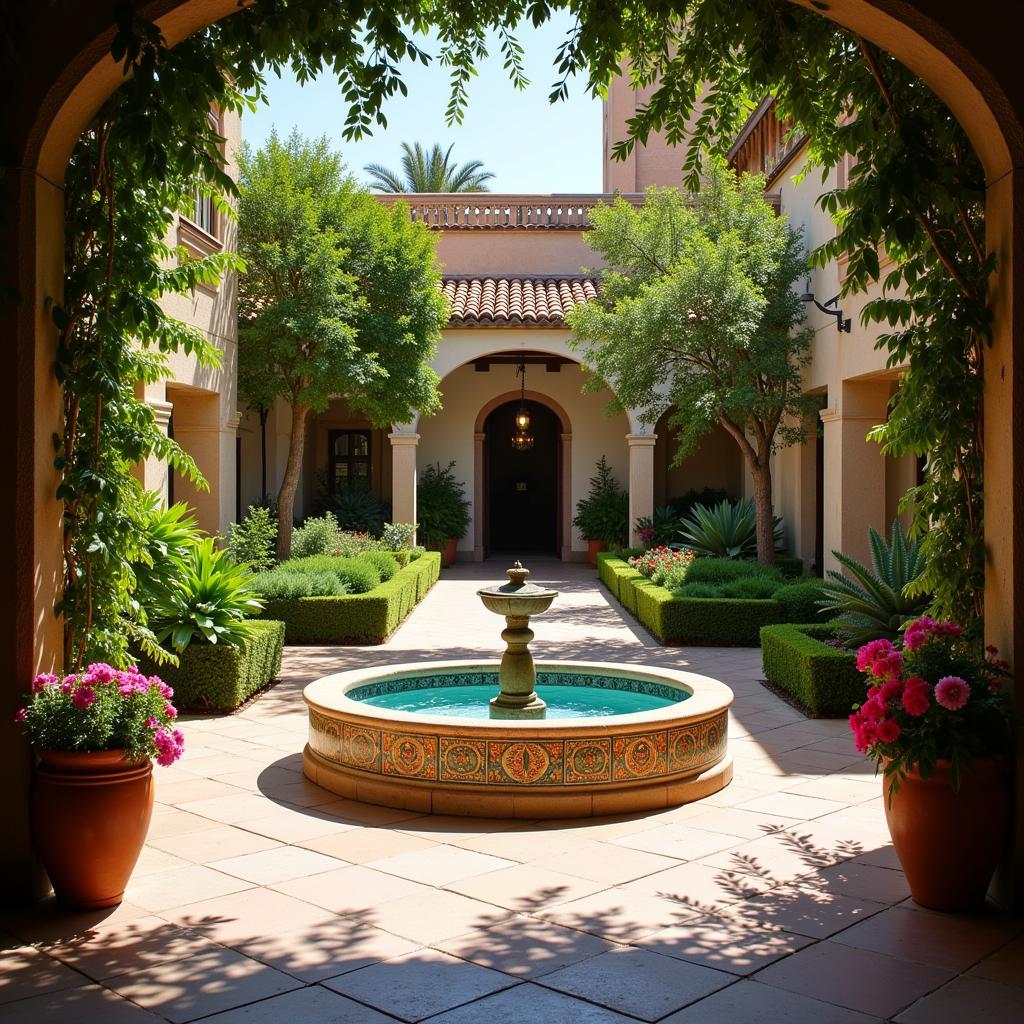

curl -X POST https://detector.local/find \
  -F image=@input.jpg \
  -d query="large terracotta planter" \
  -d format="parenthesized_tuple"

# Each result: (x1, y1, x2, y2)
(444, 537, 458, 567)
(31, 749, 154, 910)
(883, 757, 1011, 912)
(587, 539, 607, 566)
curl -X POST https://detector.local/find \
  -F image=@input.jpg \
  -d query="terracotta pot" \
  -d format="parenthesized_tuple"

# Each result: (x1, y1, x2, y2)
(444, 537, 458, 567)
(587, 539, 607, 566)
(883, 757, 1011, 911)
(31, 749, 154, 910)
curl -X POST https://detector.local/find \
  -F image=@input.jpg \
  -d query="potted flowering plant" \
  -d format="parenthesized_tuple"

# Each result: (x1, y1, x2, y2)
(850, 617, 1012, 910)
(16, 663, 184, 909)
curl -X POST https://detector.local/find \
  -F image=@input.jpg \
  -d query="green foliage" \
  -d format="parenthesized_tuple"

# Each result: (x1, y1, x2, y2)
(291, 513, 342, 560)
(313, 481, 389, 535)
(774, 580, 833, 624)
(667, 488, 734, 520)
(250, 569, 348, 600)
(279, 555, 381, 594)
(721, 576, 781, 600)
(335, 530, 384, 557)
(417, 462, 472, 545)
(774, 556, 806, 580)
(820, 522, 931, 647)
(684, 558, 782, 586)
(258, 553, 441, 644)
(674, 582, 722, 599)
(760, 624, 864, 717)
(567, 164, 815, 564)
(226, 506, 278, 572)
(634, 506, 684, 549)
(364, 142, 495, 193)
(363, 551, 400, 582)
(140, 620, 285, 713)
(679, 498, 784, 560)
(380, 523, 418, 549)
(572, 456, 629, 546)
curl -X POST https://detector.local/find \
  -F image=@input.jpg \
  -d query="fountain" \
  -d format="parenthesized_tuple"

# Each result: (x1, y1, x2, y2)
(303, 561, 734, 818)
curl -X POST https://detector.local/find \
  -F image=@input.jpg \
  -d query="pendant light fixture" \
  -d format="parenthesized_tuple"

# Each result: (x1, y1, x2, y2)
(511, 358, 535, 452)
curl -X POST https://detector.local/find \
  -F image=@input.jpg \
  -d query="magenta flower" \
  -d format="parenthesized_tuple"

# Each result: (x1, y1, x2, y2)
(902, 680, 931, 716)
(935, 676, 970, 711)
(72, 686, 97, 710)
(879, 678, 904, 702)
(14, 707, 26, 723)
(856, 638, 893, 672)
(164, 702, 178, 719)
(31, 673, 58, 693)
(876, 718, 901, 743)
(872, 650, 904, 680)
(861, 696, 887, 721)
(83, 663, 117, 685)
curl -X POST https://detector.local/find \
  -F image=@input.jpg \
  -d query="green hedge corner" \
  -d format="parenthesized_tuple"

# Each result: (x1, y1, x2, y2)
(257, 551, 441, 644)
(140, 618, 285, 713)
(760, 622, 865, 717)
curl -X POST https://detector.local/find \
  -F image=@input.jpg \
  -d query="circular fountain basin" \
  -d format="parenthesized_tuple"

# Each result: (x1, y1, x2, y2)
(303, 660, 733, 818)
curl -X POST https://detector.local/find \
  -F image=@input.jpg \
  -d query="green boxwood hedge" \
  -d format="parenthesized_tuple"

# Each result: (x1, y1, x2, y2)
(257, 551, 441, 644)
(760, 622, 865, 717)
(140, 619, 285, 712)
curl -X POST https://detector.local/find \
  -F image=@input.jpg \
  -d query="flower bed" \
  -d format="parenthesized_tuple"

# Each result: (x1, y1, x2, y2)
(257, 551, 441, 644)
(598, 553, 785, 645)
(139, 619, 286, 712)
(759, 623, 864, 716)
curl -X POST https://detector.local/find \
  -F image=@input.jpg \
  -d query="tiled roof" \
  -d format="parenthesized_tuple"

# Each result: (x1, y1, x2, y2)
(441, 276, 600, 327)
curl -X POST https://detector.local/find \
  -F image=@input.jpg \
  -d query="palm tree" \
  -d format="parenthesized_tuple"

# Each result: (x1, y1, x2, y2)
(365, 142, 495, 193)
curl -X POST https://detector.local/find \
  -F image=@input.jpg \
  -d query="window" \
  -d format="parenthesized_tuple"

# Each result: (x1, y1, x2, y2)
(329, 430, 371, 491)
(191, 190, 215, 235)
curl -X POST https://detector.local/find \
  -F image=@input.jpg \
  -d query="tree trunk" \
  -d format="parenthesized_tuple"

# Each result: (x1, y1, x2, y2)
(276, 398, 309, 561)
(750, 458, 776, 566)
(259, 406, 269, 505)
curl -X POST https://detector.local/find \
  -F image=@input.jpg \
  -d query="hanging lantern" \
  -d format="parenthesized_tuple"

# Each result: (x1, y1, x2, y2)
(512, 359, 535, 451)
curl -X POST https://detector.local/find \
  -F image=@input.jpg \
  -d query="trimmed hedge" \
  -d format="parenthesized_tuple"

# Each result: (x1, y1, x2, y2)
(760, 622, 865, 717)
(598, 555, 785, 645)
(140, 619, 285, 712)
(257, 551, 441, 644)
(774, 556, 805, 579)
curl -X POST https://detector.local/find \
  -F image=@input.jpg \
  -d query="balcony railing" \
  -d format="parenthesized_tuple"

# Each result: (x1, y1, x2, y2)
(373, 193, 645, 229)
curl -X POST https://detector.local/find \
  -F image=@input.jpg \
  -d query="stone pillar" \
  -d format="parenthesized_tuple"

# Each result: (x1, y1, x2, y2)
(627, 434, 658, 549)
(819, 380, 891, 574)
(135, 398, 174, 503)
(389, 432, 420, 539)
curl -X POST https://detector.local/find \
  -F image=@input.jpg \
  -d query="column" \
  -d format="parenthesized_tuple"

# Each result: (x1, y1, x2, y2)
(819, 380, 890, 574)
(389, 432, 420, 538)
(134, 397, 174, 502)
(627, 433, 658, 548)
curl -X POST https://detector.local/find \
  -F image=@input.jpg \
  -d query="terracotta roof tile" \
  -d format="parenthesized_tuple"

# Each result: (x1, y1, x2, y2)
(441, 276, 600, 327)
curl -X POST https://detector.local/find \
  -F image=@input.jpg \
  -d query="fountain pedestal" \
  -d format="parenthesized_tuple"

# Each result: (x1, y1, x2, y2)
(477, 563, 557, 720)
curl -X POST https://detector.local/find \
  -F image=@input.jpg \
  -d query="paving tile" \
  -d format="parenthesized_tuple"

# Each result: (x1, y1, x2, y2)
(194, 985, 400, 1023)
(680, 806, 802, 839)
(660, 979, 882, 1023)
(894, 975, 1024, 1023)
(833, 905, 1020, 970)
(637, 915, 813, 974)
(613, 823, 746, 860)
(0, 983, 163, 1023)
(148, 825, 282, 862)
(423, 982, 639, 1023)
(783, 776, 881, 805)
(106, 945, 302, 1023)
(528, 839, 679, 883)
(156, 778, 252, 806)
(210, 845, 347, 884)
(970, 936, 1024, 988)
(270, 864, 429, 915)
(723, 883, 889, 938)
(450, 828, 588, 861)
(754, 940, 955, 1018)
(177, 792, 278, 824)
(123, 864, 253, 913)
(368, 844, 515, 886)
(624, 860, 776, 914)
(539, 884, 699, 941)
(434, 915, 614, 978)
(813, 860, 912, 904)
(366, 888, 511, 944)
(299, 826, 438, 864)
(146, 808, 224, 839)
(234, 809, 362, 843)
(538, 946, 733, 1021)
(445, 863, 608, 912)
(0, 898, 151, 946)
(737, 792, 849, 820)
(323, 948, 518, 1022)
(0, 944, 86, 1004)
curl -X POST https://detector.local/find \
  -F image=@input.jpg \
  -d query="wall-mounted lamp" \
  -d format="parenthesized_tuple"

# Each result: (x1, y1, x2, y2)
(800, 282, 851, 333)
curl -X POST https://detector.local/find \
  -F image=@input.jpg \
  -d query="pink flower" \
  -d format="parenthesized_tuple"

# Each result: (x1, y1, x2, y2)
(902, 680, 931, 716)
(872, 650, 904, 680)
(31, 673, 58, 693)
(902, 626, 927, 651)
(857, 638, 893, 672)
(163, 703, 178, 720)
(879, 678, 904, 702)
(72, 686, 96, 709)
(876, 718, 901, 743)
(153, 726, 185, 767)
(83, 663, 117, 686)
(934, 675, 970, 711)
(861, 697, 887, 721)
(14, 707, 26, 723)
(146, 716, 159, 729)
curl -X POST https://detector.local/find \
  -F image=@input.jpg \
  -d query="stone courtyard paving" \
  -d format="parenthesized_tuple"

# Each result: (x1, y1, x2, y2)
(2, 560, 1022, 1023)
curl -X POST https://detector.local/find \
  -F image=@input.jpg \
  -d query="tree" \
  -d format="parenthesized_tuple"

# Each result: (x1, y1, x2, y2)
(238, 130, 447, 559)
(567, 161, 815, 564)
(364, 142, 495, 193)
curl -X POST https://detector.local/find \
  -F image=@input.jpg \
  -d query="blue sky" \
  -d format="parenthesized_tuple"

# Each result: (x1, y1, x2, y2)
(242, 15, 603, 193)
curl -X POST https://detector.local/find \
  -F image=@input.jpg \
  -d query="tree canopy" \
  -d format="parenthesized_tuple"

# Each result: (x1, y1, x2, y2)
(567, 161, 814, 563)
(365, 142, 495, 193)
(238, 129, 447, 557)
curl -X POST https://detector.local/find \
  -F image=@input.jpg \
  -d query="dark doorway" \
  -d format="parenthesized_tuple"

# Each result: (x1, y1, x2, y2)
(485, 399, 560, 556)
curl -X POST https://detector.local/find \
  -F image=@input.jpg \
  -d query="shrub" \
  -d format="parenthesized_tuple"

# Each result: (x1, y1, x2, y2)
(250, 569, 348, 600)
(140, 619, 285, 712)
(362, 550, 399, 581)
(627, 546, 696, 585)
(679, 497, 783, 559)
(819, 521, 931, 646)
(335, 530, 381, 557)
(721, 576, 782, 600)
(291, 512, 341, 559)
(634, 506, 683, 549)
(225, 505, 277, 572)
(417, 461, 471, 544)
(310, 471, 390, 534)
(573, 456, 629, 546)
(280, 554, 381, 593)
(410, 546, 426, 560)
(667, 487, 733, 519)
(635, 585, 784, 645)
(775, 579, 832, 623)
(760, 623, 864, 716)
(380, 522, 417, 549)
(774, 556, 805, 579)
(685, 558, 782, 586)
(674, 582, 722, 598)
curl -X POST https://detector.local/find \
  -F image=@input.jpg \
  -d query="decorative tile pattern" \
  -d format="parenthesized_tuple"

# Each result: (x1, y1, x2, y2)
(439, 738, 488, 784)
(382, 733, 437, 780)
(668, 713, 728, 773)
(613, 733, 667, 781)
(564, 739, 613, 784)
(487, 740, 564, 785)
(341, 724, 381, 773)
(308, 709, 341, 760)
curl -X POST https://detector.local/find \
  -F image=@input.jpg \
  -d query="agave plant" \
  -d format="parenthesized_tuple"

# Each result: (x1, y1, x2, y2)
(819, 521, 931, 647)
(151, 538, 264, 652)
(677, 498, 783, 559)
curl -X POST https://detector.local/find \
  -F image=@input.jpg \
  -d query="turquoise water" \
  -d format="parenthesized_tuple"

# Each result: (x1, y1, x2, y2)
(355, 673, 685, 720)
